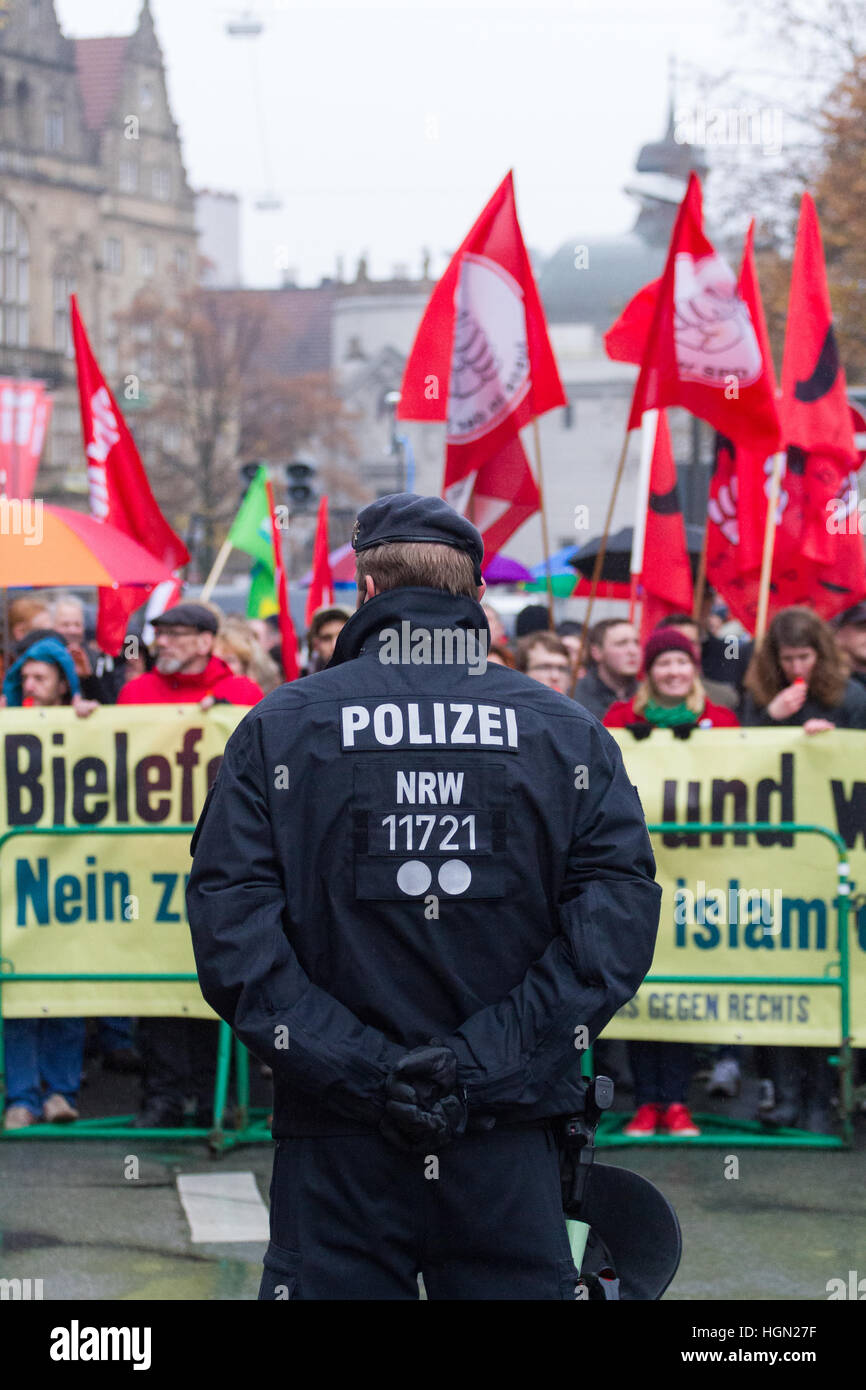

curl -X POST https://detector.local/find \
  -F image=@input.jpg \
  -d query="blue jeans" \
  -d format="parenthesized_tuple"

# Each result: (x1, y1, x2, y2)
(4, 1018, 86, 1115)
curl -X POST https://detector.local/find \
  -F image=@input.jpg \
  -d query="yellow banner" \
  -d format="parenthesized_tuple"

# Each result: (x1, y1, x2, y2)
(0, 707, 243, 1018)
(1, 714, 863, 1044)
(606, 728, 865, 1046)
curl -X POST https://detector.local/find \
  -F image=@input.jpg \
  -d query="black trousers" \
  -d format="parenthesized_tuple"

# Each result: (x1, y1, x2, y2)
(627, 1041, 695, 1107)
(258, 1127, 580, 1300)
(138, 1017, 220, 1109)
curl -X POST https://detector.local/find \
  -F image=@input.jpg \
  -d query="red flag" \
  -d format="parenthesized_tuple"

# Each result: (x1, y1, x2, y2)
(773, 192, 864, 600)
(708, 418, 866, 631)
(730, 223, 779, 570)
(781, 193, 856, 463)
(397, 172, 563, 553)
(706, 431, 762, 630)
(706, 222, 782, 615)
(306, 495, 335, 625)
(696, 204, 866, 631)
(0, 379, 52, 500)
(703, 223, 775, 629)
(71, 296, 189, 655)
(459, 433, 540, 556)
(603, 278, 660, 365)
(639, 410, 693, 640)
(266, 477, 299, 681)
(769, 195, 866, 619)
(627, 174, 781, 456)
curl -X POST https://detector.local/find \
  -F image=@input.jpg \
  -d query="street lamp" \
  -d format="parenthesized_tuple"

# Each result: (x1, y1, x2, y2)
(383, 390, 415, 492)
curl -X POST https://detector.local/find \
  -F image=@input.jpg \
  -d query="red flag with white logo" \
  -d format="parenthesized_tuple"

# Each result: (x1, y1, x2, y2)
(639, 410, 693, 640)
(71, 296, 189, 656)
(706, 221, 781, 625)
(708, 433, 866, 630)
(397, 172, 563, 553)
(729, 222, 778, 571)
(0, 379, 52, 500)
(627, 174, 782, 456)
(305, 494, 335, 625)
(706, 207, 866, 628)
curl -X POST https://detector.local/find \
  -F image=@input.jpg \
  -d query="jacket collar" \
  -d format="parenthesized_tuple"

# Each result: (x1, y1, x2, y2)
(587, 666, 636, 700)
(158, 655, 232, 687)
(328, 587, 489, 667)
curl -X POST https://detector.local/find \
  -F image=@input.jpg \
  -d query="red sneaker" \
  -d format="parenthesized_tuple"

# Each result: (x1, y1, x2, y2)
(661, 1103, 701, 1136)
(623, 1103, 663, 1136)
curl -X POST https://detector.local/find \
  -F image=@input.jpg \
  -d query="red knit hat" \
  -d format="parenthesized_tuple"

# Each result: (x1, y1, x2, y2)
(643, 628, 699, 673)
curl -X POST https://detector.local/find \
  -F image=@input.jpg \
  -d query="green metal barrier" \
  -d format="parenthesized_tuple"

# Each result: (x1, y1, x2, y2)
(593, 821, 855, 1150)
(0, 821, 858, 1152)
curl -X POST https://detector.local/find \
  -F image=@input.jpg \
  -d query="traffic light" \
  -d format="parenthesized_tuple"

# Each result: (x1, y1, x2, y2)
(239, 460, 263, 502)
(286, 457, 317, 512)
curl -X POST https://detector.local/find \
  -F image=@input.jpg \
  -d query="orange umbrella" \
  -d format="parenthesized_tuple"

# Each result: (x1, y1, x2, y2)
(0, 505, 175, 588)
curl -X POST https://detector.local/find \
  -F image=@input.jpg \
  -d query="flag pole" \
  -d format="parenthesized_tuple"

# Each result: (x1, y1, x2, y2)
(691, 518, 709, 623)
(755, 450, 784, 642)
(629, 408, 659, 637)
(531, 416, 555, 629)
(200, 536, 234, 601)
(574, 424, 632, 688)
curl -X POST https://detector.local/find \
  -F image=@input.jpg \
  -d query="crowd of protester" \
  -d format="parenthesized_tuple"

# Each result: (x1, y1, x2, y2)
(0, 593, 353, 1132)
(1, 581, 864, 1138)
(487, 589, 866, 1138)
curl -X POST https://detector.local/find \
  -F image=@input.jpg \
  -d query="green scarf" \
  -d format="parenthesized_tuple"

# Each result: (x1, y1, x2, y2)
(643, 700, 700, 728)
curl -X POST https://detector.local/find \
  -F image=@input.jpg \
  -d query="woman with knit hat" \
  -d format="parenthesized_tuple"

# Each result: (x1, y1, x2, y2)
(603, 628, 740, 732)
(604, 628, 739, 1138)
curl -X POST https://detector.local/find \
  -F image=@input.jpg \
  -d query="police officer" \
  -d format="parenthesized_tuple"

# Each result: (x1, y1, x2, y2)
(186, 493, 661, 1301)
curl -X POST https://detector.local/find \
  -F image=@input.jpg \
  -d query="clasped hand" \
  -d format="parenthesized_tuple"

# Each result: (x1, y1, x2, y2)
(379, 1045, 468, 1152)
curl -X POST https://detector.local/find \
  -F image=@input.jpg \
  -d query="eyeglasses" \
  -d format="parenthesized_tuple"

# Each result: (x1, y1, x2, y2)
(155, 626, 200, 639)
(528, 663, 570, 677)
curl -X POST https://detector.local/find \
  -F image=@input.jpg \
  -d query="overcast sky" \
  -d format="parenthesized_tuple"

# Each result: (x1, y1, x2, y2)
(56, 0, 765, 287)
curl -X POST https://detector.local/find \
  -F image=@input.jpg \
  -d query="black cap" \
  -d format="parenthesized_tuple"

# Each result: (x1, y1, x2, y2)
(833, 601, 866, 628)
(152, 602, 218, 634)
(13, 627, 70, 659)
(515, 604, 550, 638)
(352, 492, 484, 585)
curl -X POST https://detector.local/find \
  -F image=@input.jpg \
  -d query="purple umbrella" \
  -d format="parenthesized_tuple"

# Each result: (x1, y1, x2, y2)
(481, 553, 533, 585)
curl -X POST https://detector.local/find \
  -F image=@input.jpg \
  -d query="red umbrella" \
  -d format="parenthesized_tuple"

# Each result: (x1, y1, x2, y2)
(0, 505, 175, 587)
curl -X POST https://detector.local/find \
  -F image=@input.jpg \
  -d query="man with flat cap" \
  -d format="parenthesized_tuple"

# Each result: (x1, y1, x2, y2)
(187, 493, 661, 1300)
(118, 602, 263, 709)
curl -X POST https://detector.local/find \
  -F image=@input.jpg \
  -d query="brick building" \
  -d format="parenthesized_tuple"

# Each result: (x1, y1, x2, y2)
(0, 0, 197, 504)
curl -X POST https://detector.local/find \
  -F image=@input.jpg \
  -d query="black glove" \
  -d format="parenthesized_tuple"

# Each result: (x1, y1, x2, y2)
(379, 1045, 468, 1152)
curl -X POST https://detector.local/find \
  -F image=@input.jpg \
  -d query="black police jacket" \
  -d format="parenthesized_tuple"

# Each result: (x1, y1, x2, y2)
(186, 588, 661, 1137)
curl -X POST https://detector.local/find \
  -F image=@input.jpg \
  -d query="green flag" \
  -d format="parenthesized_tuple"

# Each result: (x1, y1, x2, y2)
(227, 465, 279, 617)
(248, 560, 278, 618)
(228, 465, 273, 571)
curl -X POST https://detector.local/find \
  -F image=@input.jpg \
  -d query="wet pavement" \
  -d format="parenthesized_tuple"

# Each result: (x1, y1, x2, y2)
(1, 1044, 863, 1301)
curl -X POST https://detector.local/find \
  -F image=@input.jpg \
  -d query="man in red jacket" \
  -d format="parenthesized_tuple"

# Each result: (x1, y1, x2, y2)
(119, 602, 264, 1130)
(118, 602, 263, 707)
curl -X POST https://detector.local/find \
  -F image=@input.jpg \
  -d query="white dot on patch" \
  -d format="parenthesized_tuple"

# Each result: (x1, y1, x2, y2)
(396, 861, 432, 896)
(438, 859, 472, 895)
